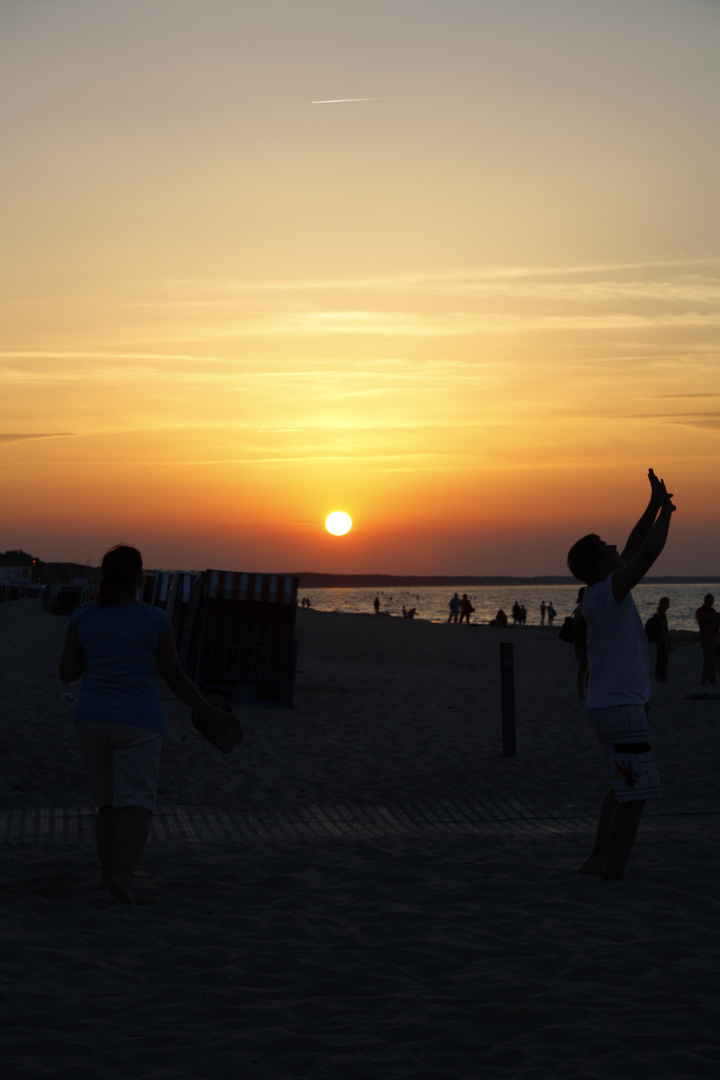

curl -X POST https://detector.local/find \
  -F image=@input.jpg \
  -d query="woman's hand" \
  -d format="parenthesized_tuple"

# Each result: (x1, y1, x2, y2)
(192, 699, 243, 754)
(204, 703, 243, 746)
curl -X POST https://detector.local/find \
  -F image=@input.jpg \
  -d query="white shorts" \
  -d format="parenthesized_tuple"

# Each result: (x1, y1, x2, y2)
(75, 722, 163, 812)
(586, 704, 661, 803)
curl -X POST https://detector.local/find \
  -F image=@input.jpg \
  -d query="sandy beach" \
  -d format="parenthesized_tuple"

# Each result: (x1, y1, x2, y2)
(1, 598, 719, 1079)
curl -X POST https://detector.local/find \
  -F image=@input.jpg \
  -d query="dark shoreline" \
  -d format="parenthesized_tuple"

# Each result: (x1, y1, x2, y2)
(296, 607, 700, 639)
(293, 573, 719, 589)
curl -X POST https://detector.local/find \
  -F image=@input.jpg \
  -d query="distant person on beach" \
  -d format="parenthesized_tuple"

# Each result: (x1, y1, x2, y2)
(512, 602, 522, 626)
(59, 545, 237, 905)
(458, 594, 475, 624)
(547, 601, 556, 626)
(402, 605, 417, 619)
(489, 608, 508, 628)
(573, 588, 588, 699)
(567, 467, 675, 881)
(540, 601, 546, 625)
(652, 597, 671, 683)
(374, 595, 380, 615)
(448, 593, 461, 623)
(520, 604, 527, 626)
(695, 594, 719, 685)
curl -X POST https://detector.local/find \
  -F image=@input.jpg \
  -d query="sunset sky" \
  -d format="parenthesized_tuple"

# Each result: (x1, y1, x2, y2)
(2, 0, 718, 576)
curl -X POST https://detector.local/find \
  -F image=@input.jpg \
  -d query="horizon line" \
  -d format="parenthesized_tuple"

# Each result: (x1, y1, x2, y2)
(20, 561, 719, 585)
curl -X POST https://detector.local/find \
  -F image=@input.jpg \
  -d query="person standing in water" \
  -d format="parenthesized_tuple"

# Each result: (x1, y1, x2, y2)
(653, 596, 671, 683)
(695, 594, 719, 685)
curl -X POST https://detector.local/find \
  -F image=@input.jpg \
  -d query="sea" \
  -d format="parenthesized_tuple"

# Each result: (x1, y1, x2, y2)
(298, 583, 716, 634)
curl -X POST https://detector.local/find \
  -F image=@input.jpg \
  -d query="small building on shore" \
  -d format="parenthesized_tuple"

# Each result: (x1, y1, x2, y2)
(1, 564, 34, 586)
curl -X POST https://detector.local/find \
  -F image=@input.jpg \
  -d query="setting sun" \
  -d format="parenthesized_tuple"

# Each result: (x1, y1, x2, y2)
(1, 3, 718, 576)
(325, 512, 353, 537)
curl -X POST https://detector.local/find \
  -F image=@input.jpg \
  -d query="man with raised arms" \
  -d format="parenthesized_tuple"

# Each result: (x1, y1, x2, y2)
(567, 468, 675, 881)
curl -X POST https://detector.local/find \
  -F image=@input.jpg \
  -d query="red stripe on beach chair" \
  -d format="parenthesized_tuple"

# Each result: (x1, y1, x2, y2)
(202, 570, 297, 603)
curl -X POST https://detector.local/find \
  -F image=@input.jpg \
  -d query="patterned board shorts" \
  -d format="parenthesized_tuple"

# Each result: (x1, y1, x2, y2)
(586, 704, 661, 803)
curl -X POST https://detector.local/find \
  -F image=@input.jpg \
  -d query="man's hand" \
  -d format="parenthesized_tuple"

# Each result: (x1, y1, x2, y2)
(613, 470, 676, 602)
(649, 468, 675, 511)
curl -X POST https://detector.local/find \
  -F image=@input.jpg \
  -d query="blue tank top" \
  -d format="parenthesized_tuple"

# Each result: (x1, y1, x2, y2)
(70, 601, 173, 733)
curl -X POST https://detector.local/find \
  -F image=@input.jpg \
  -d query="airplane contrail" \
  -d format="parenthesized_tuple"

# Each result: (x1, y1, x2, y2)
(311, 97, 386, 103)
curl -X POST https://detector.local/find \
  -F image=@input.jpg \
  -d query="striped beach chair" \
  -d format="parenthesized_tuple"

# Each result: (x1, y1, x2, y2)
(142, 572, 158, 605)
(185, 570, 299, 708)
(166, 571, 201, 617)
(79, 584, 95, 606)
(150, 571, 174, 610)
(166, 571, 202, 659)
(47, 584, 84, 615)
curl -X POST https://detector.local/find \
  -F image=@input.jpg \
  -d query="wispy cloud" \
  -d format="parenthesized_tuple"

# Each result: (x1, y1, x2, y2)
(136, 257, 720, 296)
(311, 97, 386, 104)
(0, 432, 75, 444)
(8, 308, 712, 351)
(0, 353, 473, 378)
(624, 412, 720, 431)
(246, 311, 720, 337)
(92, 259, 720, 342)
(0, 351, 232, 363)
(651, 393, 720, 400)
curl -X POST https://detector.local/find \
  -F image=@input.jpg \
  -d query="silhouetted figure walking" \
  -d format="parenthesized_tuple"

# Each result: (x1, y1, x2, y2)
(60, 545, 238, 904)
(653, 597, 671, 683)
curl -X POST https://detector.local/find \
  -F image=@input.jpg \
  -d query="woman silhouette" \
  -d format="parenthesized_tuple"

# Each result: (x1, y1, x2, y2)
(60, 544, 238, 904)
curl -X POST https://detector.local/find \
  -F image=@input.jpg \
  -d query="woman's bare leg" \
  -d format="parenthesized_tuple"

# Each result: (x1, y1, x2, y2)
(95, 805, 119, 887)
(108, 806, 152, 904)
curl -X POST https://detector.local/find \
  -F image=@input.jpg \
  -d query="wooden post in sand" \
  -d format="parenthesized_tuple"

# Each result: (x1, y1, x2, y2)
(500, 642, 516, 757)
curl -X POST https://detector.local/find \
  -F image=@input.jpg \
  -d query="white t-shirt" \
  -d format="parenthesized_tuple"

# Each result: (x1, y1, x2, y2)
(582, 575, 651, 709)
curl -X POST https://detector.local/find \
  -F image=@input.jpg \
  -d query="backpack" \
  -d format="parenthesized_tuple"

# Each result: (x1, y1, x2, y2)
(644, 614, 659, 643)
(559, 615, 576, 643)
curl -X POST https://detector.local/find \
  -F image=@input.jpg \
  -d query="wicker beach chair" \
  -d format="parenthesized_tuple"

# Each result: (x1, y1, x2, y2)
(166, 570, 202, 658)
(183, 570, 299, 708)
(150, 571, 174, 610)
(142, 572, 157, 605)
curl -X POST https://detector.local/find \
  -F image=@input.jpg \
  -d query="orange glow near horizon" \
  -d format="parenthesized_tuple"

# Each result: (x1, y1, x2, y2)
(1, 3, 719, 575)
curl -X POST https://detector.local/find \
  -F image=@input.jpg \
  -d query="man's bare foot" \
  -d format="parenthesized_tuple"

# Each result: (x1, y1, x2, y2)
(108, 879, 136, 905)
(577, 856, 605, 876)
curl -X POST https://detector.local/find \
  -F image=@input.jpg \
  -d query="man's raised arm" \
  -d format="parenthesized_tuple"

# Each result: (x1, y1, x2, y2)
(620, 468, 667, 565)
(613, 475, 676, 603)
